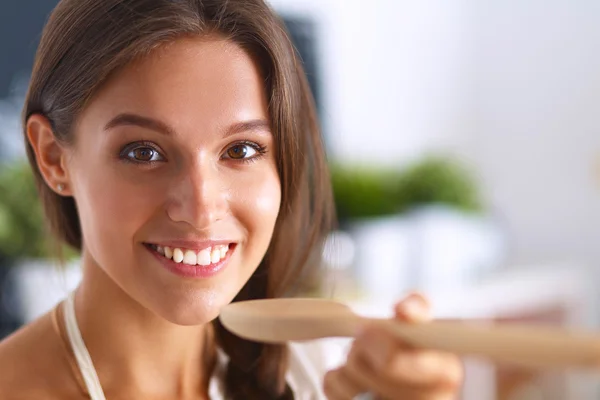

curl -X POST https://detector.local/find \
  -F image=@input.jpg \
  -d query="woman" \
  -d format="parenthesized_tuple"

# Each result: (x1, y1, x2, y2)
(0, 0, 462, 399)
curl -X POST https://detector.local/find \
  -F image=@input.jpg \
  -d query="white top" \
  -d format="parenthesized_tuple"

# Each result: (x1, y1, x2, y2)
(63, 293, 328, 399)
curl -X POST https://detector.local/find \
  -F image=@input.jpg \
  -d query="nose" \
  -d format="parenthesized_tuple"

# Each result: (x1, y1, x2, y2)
(165, 161, 228, 230)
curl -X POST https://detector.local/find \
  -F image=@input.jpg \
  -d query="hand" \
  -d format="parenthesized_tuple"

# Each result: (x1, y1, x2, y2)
(323, 293, 463, 400)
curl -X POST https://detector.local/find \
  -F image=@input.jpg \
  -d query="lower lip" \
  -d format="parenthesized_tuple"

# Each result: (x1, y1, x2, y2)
(145, 244, 235, 279)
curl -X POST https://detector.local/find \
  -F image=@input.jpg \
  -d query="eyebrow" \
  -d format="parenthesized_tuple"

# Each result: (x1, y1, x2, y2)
(104, 113, 271, 137)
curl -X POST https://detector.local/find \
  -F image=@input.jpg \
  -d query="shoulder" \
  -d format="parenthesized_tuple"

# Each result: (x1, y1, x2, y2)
(0, 308, 84, 399)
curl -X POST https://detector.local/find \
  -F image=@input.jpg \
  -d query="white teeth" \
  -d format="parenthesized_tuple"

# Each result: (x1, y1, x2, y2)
(173, 248, 184, 263)
(211, 248, 221, 264)
(183, 250, 197, 265)
(197, 248, 211, 266)
(157, 244, 232, 266)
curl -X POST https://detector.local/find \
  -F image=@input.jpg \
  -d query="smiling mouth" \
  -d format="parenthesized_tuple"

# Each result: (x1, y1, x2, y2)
(145, 243, 233, 267)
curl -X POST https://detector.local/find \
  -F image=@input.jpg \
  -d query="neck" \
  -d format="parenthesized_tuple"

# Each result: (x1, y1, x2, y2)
(73, 251, 214, 399)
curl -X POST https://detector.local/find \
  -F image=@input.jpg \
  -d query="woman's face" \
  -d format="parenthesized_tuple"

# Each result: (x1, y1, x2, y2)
(66, 37, 281, 325)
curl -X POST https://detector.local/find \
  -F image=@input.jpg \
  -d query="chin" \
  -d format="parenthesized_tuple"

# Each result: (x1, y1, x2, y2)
(151, 287, 234, 326)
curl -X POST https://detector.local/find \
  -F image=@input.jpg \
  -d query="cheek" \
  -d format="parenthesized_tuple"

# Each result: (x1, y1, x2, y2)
(71, 160, 164, 260)
(251, 176, 281, 220)
(232, 167, 281, 241)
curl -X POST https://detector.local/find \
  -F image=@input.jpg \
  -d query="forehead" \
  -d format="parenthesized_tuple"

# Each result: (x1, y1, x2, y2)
(80, 37, 269, 133)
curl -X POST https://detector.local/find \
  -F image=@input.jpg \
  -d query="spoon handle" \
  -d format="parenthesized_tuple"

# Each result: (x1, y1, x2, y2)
(364, 317, 600, 370)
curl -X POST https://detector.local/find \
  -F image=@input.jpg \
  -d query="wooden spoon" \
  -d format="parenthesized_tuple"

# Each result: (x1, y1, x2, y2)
(219, 298, 600, 370)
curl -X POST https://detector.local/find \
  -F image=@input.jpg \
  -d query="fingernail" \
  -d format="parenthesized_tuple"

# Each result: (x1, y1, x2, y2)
(404, 296, 430, 321)
(405, 297, 423, 314)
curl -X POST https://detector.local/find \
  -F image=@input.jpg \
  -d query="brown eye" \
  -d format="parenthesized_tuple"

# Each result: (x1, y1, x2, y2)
(120, 142, 165, 163)
(132, 147, 156, 162)
(227, 144, 255, 159)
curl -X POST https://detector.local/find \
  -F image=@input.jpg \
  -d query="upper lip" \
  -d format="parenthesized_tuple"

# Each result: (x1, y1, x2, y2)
(145, 239, 235, 252)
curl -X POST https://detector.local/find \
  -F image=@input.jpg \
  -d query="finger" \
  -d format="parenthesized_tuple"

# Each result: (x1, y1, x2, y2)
(323, 368, 368, 400)
(354, 326, 399, 370)
(394, 292, 432, 323)
(344, 343, 396, 397)
(332, 367, 368, 398)
(383, 349, 464, 390)
(378, 386, 459, 400)
(351, 329, 463, 394)
(346, 342, 461, 400)
(323, 370, 345, 400)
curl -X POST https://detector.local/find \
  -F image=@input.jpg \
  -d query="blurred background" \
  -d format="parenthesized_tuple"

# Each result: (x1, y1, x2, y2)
(1, 1, 600, 399)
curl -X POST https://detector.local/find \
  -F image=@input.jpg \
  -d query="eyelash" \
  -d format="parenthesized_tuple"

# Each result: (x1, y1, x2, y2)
(223, 140, 268, 164)
(118, 140, 268, 165)
(119, 141, 165, 165)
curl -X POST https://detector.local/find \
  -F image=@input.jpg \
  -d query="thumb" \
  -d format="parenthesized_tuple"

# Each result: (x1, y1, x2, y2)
(394, 292, 432, 323)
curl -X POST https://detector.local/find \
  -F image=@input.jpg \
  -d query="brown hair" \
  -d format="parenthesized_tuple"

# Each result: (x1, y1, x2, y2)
(22, 0, 334, 398)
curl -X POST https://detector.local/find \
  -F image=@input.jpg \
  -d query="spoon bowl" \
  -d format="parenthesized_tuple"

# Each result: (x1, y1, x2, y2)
(219, 298, 361, 342)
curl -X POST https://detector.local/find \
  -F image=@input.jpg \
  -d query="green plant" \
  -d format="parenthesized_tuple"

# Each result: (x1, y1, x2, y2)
(394, 156, 482, 213)
(0, 161, 77, 262)
(330, 163, 401, 220)
(329, 156, 482, 221)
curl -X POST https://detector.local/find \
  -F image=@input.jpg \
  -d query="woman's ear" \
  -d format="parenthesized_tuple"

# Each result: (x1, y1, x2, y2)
(26, 114, 72, 196)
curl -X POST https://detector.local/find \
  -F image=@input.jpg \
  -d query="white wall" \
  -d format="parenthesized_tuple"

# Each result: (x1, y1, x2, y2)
(468, 1, 600, 267)
(268, 0, 472, 166)
(268, 0, 600, 269)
